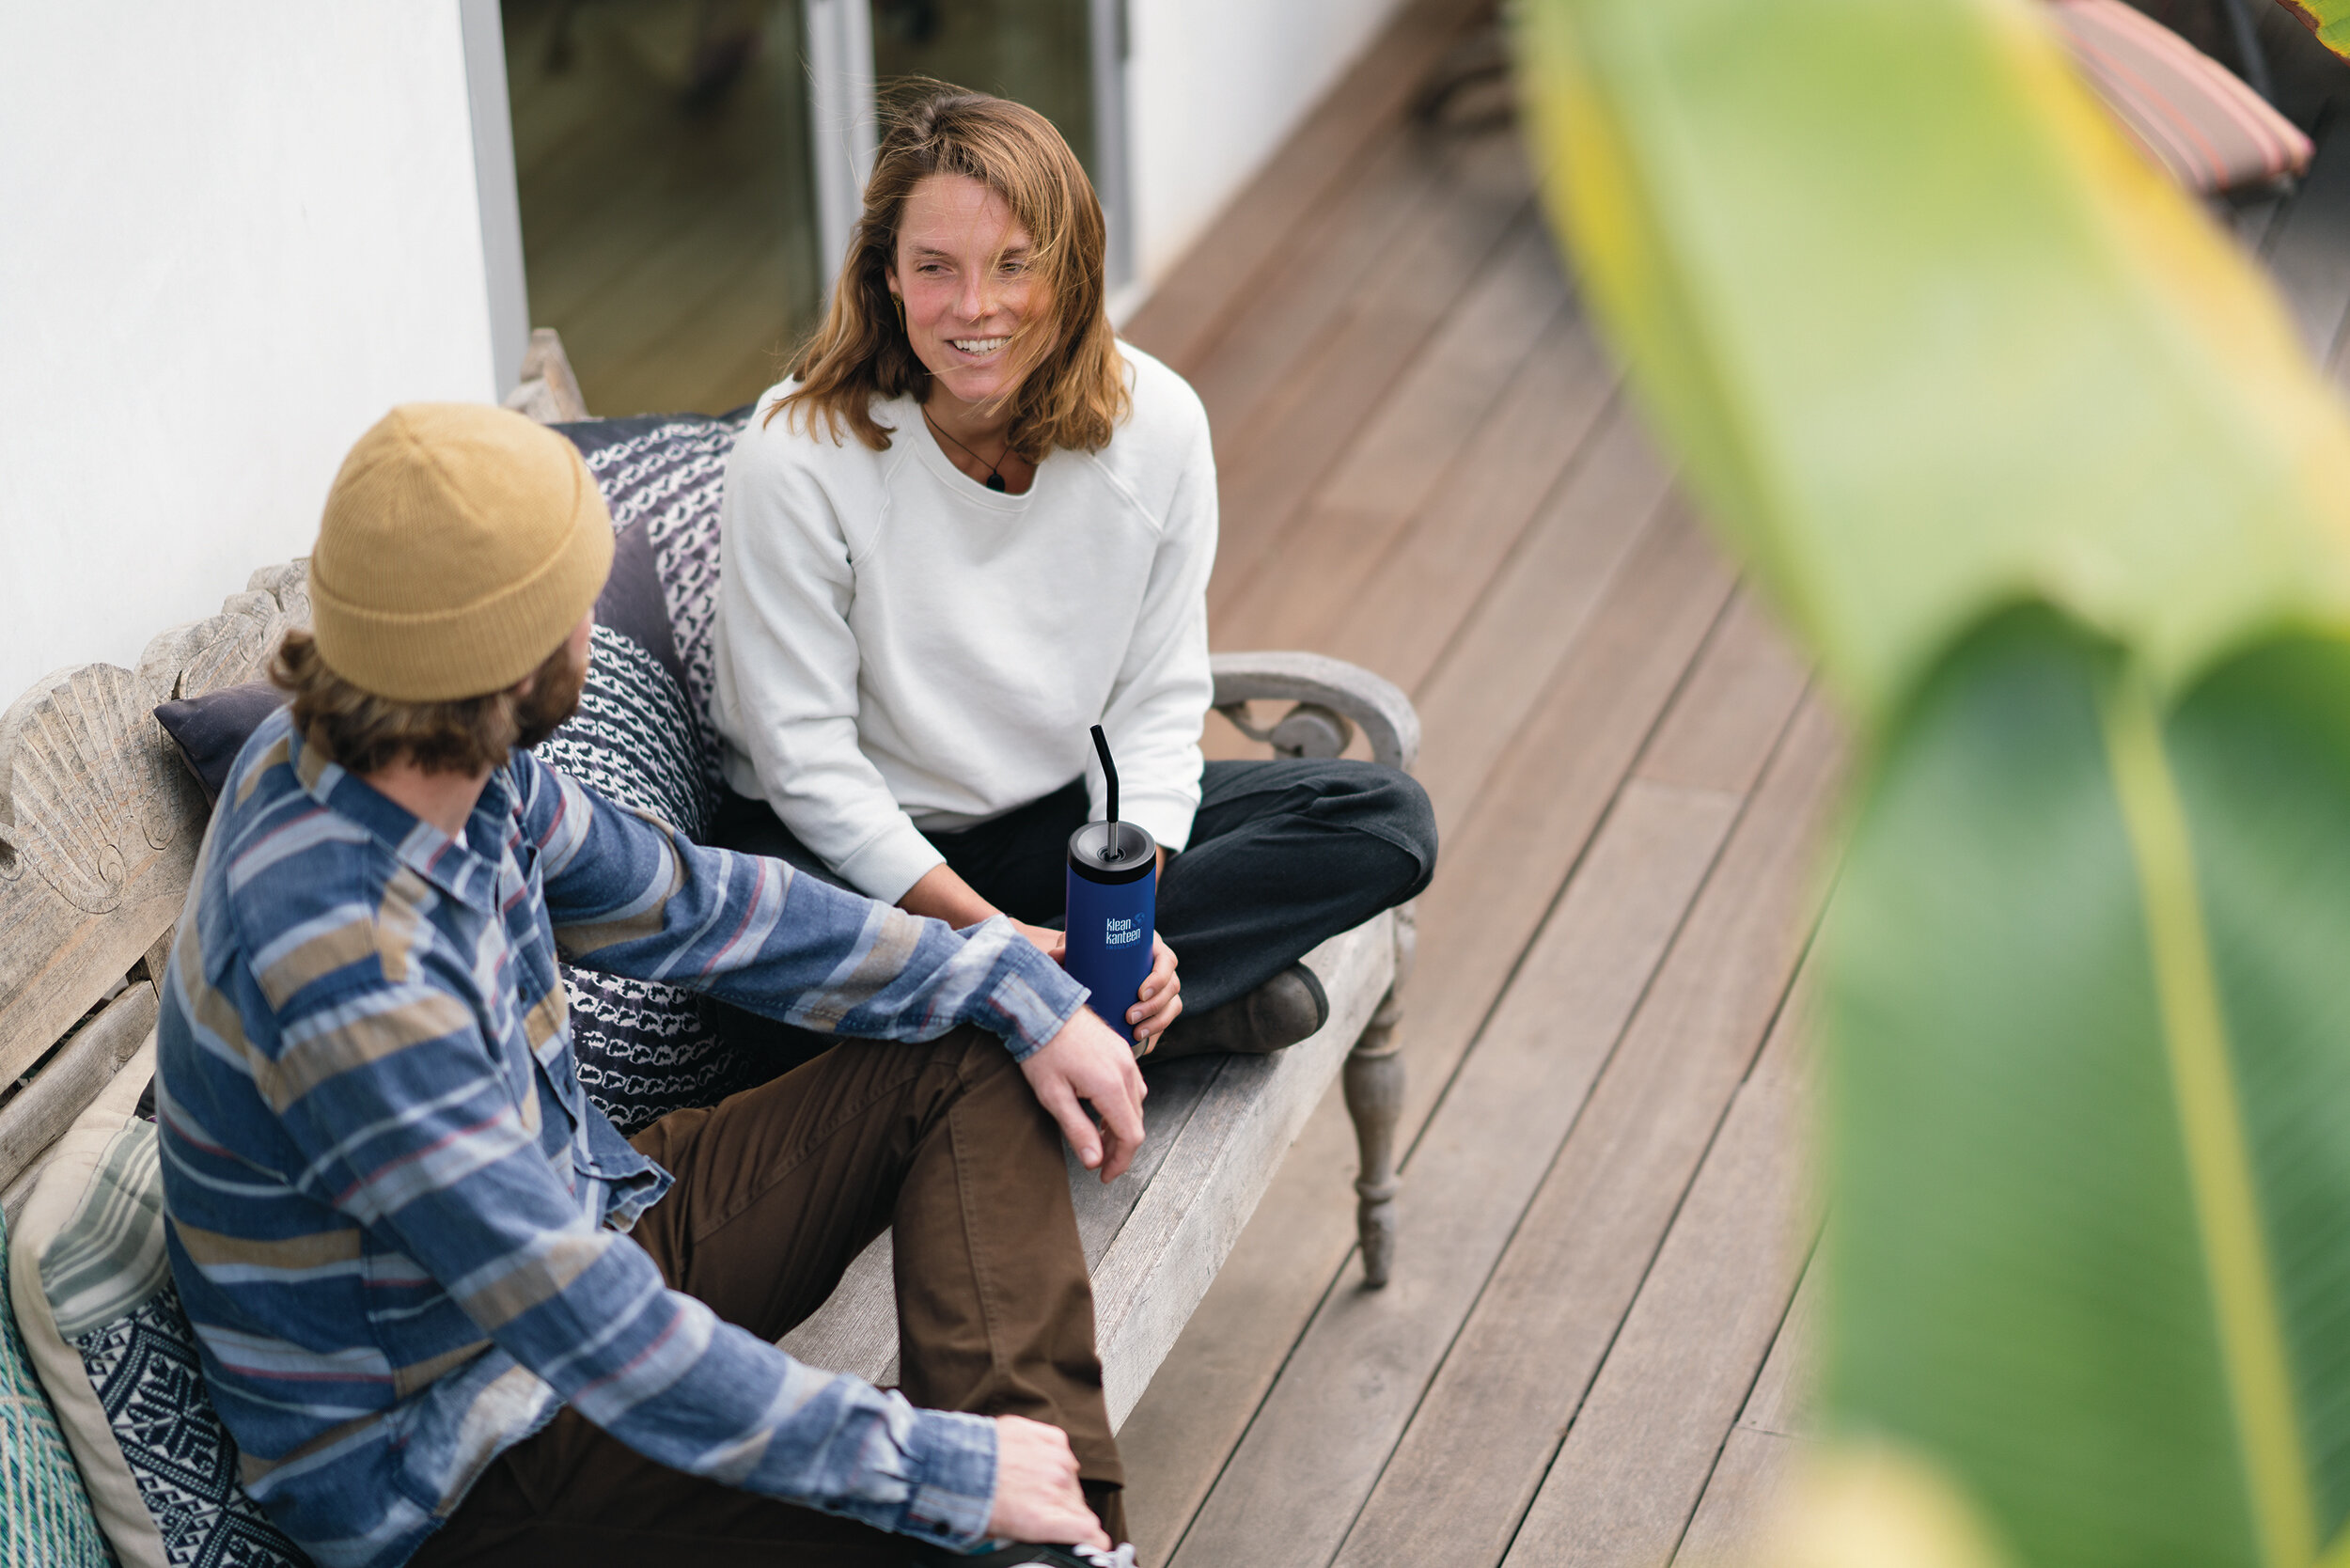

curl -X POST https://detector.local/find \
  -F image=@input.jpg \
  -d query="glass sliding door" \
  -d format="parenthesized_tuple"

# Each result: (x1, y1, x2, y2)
(501, 0, 824, 416)
(869, 0, 1096, 172)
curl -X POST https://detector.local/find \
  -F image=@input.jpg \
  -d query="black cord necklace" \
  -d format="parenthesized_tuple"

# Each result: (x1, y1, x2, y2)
(923, 407, 1011, 492)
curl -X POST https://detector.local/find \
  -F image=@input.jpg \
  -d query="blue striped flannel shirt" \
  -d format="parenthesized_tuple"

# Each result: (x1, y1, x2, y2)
(153, 708, 1091, 1568)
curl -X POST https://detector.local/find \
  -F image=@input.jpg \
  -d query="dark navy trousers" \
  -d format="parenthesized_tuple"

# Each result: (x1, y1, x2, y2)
(712, 758, 1436, 1017)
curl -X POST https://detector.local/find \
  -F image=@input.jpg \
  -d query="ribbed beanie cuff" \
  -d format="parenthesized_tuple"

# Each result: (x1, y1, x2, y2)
(309, 403, 615, 702)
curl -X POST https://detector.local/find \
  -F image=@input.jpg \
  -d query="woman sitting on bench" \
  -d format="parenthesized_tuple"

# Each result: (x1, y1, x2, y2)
(710, 86, 1436, 1057)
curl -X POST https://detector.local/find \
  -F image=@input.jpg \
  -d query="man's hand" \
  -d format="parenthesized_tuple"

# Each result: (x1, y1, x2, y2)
(1127, 934, 1180, 1052)
(1020, 1009, 1148, 1183)
(986, 1416, 1110, 1550)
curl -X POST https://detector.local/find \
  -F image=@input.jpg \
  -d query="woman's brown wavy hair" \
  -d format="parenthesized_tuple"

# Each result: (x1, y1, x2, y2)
(768, 84, 1129, 458)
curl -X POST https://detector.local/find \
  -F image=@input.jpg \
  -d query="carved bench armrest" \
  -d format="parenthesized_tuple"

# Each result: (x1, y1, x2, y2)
(1210, 651, 1420, 774)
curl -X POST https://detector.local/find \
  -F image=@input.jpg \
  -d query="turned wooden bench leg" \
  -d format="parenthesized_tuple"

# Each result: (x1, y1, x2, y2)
(1344, 903, 1416, 1288)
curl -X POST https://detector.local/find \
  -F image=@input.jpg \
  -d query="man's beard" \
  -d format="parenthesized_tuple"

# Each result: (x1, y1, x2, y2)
(513, 642, 589, 749)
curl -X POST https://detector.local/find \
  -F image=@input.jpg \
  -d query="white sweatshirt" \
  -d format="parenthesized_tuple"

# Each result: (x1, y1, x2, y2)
(710, 343, 1217, 902)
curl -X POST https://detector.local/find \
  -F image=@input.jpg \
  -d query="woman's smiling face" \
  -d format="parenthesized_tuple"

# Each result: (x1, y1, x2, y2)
(888, 173, 1049, 413)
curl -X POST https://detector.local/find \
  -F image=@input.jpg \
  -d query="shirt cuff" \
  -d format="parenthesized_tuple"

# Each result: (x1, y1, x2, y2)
(895, 1407, 999, 1548)
(1119, 789, 1198, 855)
(835, 818, 948, 903)
(974, 918, 1090, 1060)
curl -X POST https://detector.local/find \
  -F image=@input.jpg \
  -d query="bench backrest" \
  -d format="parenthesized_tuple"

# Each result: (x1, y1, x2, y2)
(0, 564, 310, 1222)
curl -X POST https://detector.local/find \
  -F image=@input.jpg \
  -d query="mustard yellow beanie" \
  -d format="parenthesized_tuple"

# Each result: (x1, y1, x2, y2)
(309, 403, 614, 702)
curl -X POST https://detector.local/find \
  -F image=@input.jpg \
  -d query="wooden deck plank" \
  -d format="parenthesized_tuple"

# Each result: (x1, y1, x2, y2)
(1669, 934, 1823, 1568)
(1398, 502, 1731, 1118)
(1211, 216, 1572, 653)
(1413, 405, 1677, 839)
(1176, 124, 1464, 437)
(1739, 1252, 1820, 1440)
(1321, 310, 1619, 693)
(1324, 697, 1841, 1568)
(1494, 971, 1813, 1568)
(1116, 1075, 1363, 1564)
(1671, 1259, 1821, 1563)
(1635, 588, 1810, 798)
(1208, 133, 1536, 608)
(1391, 504, 1732, 1153)
(1121, 502, 1731, 1562)
(1167, 572, 1814, 1568)
(1109, 13, 1848, 1561)
(1167, 776, 1744, 1568)
(1120, 0, 1496, 375)
(1674, 1427, 1803, 1567)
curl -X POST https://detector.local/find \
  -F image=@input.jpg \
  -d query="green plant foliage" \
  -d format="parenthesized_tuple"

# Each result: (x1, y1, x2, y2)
(2279, 3, 2350, 64)
(1825, 608, 2350, 1566)
(1515, 0, 2350, 1563)
(1518, 0, 2350, 727)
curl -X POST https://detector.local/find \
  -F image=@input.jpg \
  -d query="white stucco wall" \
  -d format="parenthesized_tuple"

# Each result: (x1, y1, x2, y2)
(1124, 0, 1408, 287)
(0, 6, 500, 704)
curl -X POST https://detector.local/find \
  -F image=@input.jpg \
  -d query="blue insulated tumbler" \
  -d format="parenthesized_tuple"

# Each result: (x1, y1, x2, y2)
(1064, 727, 1157, 1044)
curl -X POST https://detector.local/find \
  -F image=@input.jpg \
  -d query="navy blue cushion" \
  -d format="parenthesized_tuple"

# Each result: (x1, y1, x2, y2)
(153, 682, 288, 807)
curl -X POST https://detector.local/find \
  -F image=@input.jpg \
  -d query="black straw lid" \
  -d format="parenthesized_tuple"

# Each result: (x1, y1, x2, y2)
(1068, 820, 1156, 884)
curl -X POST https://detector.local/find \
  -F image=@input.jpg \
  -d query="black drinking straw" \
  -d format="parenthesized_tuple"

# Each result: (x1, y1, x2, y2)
(1090, 725, 1121, 855)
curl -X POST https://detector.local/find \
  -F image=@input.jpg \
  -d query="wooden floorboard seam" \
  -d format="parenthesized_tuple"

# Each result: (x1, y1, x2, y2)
(1325, 711, 1783, 1551)
(1120, 474, 1734, 1563)
(1391, 722, 1816, 1568)
(1324, 693, 1837, 1568)
(1174, 666, 1817, 1567)
(1499, 951, 1822, 1567)
(1480, 962, 1810, 1568)
(1311, 788, 1780, 1568)
(1390, 582, 1746, 1177)
(1155, 1246, 1366, 1566)
(1208, 166, 1540, 609)
(1666, 1229, 1825, 1567)
(1399, 384, 1638, 707)
(1168, 780, 1743, 1568)
(1123, 0, 1496, 374)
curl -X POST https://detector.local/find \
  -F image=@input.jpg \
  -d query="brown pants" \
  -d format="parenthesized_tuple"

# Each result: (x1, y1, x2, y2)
(411, 1028, 1123, 1567)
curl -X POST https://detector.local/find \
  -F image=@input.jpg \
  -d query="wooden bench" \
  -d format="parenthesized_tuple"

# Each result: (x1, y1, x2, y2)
(0, 391, 1418, 1451)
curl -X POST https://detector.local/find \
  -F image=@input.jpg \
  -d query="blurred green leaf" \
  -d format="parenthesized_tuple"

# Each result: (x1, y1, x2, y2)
(1824, 607, 2350, 1567)
(2278, 3, 2350, 62)
(1517, 0, 2350, 725)
(1515, 1, 2350, 1564)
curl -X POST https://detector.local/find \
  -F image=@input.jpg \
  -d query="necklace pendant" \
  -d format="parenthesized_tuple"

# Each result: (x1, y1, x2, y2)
(986, 473, 1007, 493)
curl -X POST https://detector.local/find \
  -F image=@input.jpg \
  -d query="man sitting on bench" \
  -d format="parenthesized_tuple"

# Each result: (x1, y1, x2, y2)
(151, 402, 1146, 1568)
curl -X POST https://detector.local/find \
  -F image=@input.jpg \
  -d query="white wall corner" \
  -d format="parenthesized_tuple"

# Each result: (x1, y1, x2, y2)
(0, 4, 506, 703)
(461, 0, 532, 398)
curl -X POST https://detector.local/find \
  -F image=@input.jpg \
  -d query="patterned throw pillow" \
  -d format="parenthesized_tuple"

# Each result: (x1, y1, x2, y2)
(15, 1100, 309, 1568)
(556, 411, 746, 799)
(76, 1282, 304, 1568)
(539, 620, 780, 1130)
(544, 410, 784, 1135)
(0, 1213, 113, 1568)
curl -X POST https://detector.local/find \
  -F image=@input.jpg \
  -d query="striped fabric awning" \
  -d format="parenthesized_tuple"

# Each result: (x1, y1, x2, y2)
(2051, 0, 2312, 194)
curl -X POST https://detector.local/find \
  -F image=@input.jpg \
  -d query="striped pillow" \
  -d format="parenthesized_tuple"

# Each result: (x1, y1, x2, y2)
(2051, 0, 2313, 193)
(0, 1214, 113, 1568)
(11, 1062, 310, 1568)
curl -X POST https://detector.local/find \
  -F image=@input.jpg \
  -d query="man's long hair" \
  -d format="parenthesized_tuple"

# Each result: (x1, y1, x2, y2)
(768, 84, 1130, 460)
(271, 628, 585, 776)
